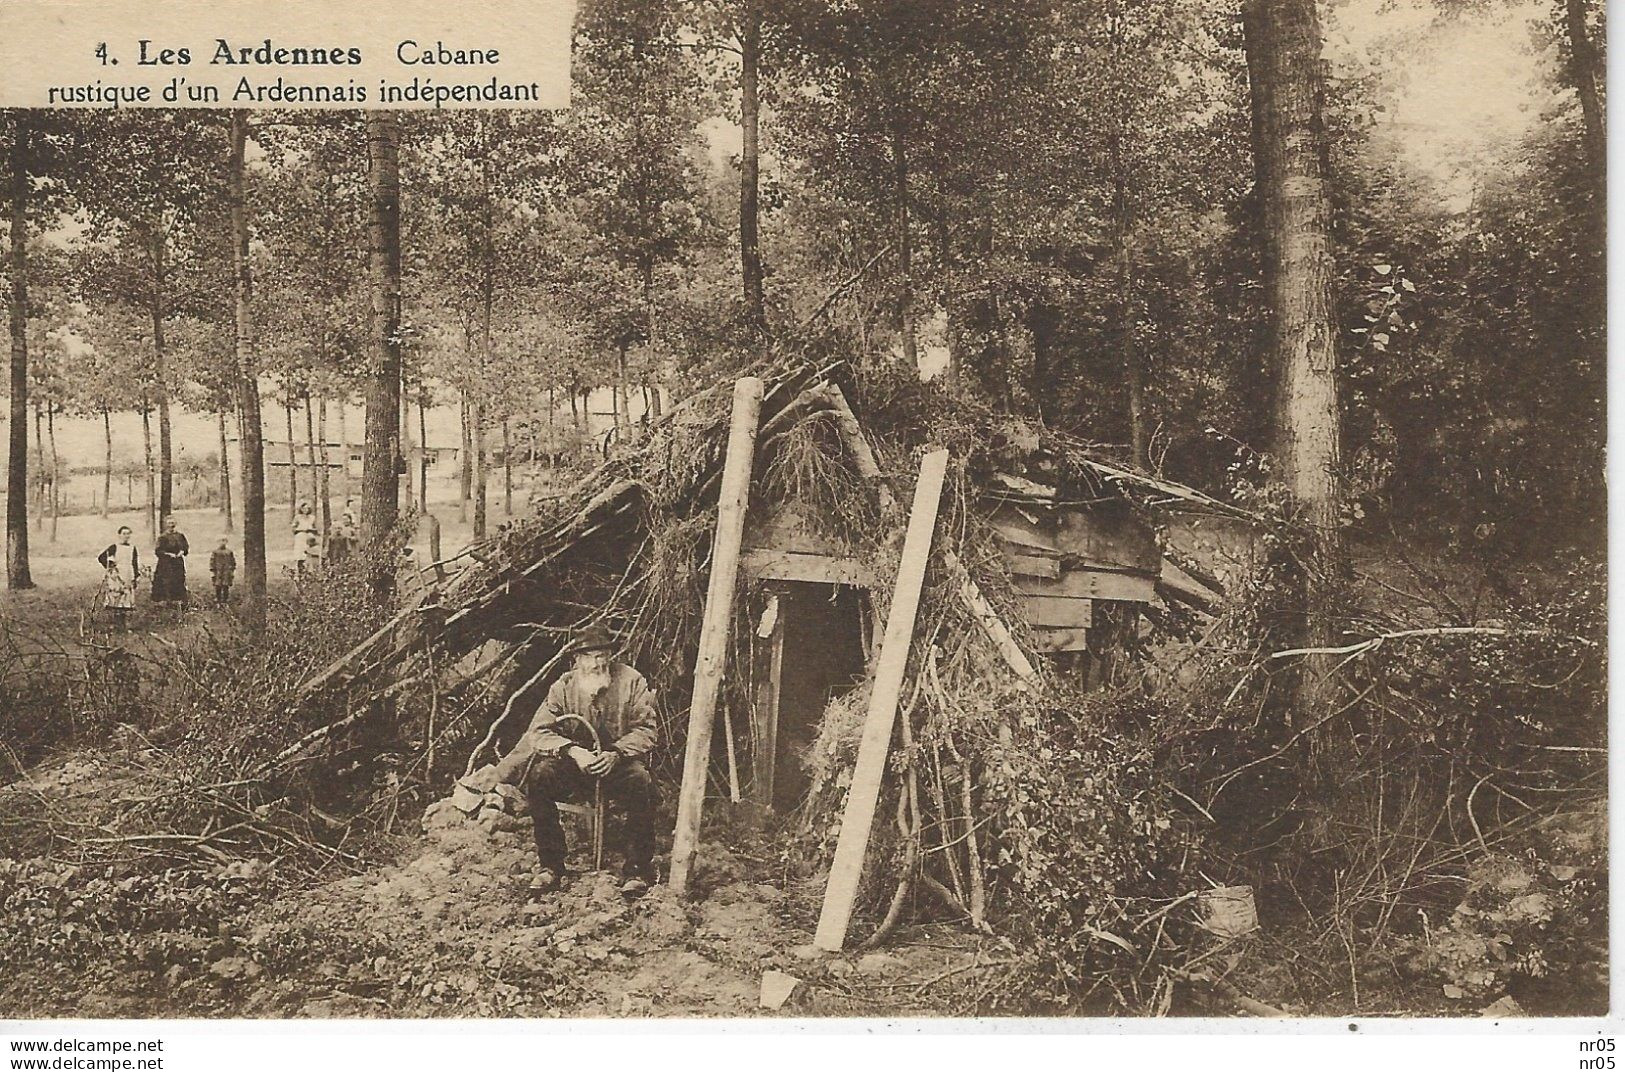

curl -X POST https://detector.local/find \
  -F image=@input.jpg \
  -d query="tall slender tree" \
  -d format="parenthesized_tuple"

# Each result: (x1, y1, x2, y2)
(1244, 0, 1344, 751)
(361, 111, 404, 599)
(5, 111, 32, 589)
(229, 110, 268, 631)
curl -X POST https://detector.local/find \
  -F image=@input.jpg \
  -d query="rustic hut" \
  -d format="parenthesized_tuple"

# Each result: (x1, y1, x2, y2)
(284, 360, 1245, 951)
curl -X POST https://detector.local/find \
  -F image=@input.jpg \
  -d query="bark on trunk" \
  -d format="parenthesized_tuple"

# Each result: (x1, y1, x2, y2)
(5, 112, 31, 589)
(31, 403, 43, 526)
(400, 381, 415, 514)
(471, 397, 487, 539)
(739, 4, 765, 332)
(891, 122, 917, 367)
(417, 391, 429, 513)
(140, 403, 156, 537)
(317, 395, 331, 534)
(102, 408, 113, 520)
(336, 401, 350, 501)
(150, 239, 173, 522)
(501, 418, 512, 516)
(45, 403, 58, 543)
(303, 394, 320, 524)
(217, 407, 233, 531)
(1565, 0, 1605, 202)
(284, 403, 299, 512)
(458, 389, 472, 521)
(1244, 0, 1345, 761)
(230, 111, 268, 629)
(362, 110, 404, 599)
(1112, 158, 1148, 470)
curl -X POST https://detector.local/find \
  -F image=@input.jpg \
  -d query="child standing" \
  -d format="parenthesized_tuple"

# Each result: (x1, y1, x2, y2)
(210, 538, 237, 605)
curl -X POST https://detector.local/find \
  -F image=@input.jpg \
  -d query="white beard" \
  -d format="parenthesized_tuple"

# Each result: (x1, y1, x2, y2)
(577, 666, 611, 697)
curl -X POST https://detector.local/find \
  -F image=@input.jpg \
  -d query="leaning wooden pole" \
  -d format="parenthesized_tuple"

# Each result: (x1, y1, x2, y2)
(668, 376, 765, 896)
(814, 447, 948, 951)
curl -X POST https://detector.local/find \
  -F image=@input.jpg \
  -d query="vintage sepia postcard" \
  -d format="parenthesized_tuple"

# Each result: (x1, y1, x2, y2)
(0, 0, 1608, 1059)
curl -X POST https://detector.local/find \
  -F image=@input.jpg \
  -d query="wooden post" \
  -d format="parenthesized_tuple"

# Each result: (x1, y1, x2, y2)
(750, 591, 785, 807)
(668, 376, 765, 895)
(814, 448, 948, 951)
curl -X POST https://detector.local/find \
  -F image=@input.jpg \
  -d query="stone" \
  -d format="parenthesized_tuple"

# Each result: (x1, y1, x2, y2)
(759, 970, 806, 1010)
(449, 784, 484, 814)
(1479, 995, 1525, 1018)
(789, 943, 826, 962)
(208, 956, 262, 982)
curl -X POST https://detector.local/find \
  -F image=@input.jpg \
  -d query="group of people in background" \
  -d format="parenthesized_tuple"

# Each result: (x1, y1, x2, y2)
(293, 499, 359, 575)
(95, 498, 403, 631)
(97, 517, 236, 632)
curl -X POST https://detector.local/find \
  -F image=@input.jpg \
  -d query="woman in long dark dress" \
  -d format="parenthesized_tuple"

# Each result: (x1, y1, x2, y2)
(151, 516, 190, 613)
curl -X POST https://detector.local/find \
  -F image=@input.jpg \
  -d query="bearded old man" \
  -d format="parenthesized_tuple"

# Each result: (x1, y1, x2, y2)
(464, 623, 659, 898)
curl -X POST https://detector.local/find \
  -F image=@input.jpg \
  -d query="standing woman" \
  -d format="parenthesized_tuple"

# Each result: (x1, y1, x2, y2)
(98, 525, 142, 632)
(151, 515, 190, 615)
(293, 500, 319, 576)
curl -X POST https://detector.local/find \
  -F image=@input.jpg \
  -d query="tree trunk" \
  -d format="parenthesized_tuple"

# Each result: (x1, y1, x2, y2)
(458, 389, 472, 522)
(400, 380, 416, 515)
(102, 408, 113, 520)
(217, 407, 234, 532)
(231, 110, 268, 630)
(316, 394, 331, 534)
(1112, 152, 1148, 470)
(417, 391, 429, 513)
(501, 418, 512, 516)
(739, 3, 765, 333)
(31, 402, 42, 526)
(284, 402, 298, 512)
(1564, 0, 1605, 204)
(362, 110, 404, 599)
(1244, 0, 1344, 758)
(140, 403, 156, 537)
(471, 397, 487, 539)
(151, 240, 174, 522)
(5, 112, 31, 589)
(891, 122, 917, 368)
(303, 393, 320, 526)
(615, 343, 631, 438)
(45, 403, 58, 543)
(336, 400, 350, 503)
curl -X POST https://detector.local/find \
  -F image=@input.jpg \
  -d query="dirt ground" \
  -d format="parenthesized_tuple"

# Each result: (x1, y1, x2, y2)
(0, 751, 1003, 1019)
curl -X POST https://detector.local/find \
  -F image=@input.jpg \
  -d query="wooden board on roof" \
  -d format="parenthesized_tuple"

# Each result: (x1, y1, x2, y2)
(1004, 550, 1061, 579)
(1053, 506, 1160, 573)
(1017, 570, 1156, 603)
(741, 549, 874, 587)
(988, 503, 1057, 553)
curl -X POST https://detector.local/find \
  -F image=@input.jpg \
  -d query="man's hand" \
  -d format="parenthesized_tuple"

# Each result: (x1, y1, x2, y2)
(585, 749, 619, 777)
(567, 746, 597, 773)
(460, 764, 500, 793)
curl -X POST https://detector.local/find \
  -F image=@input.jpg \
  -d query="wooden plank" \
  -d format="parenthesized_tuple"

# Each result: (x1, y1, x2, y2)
(1022, 594, 1096, 628)
(740, 548, 874, 587)
(1031, 626, 1090, 653)
(1003, 550, 1061, 579)
(749, 596, 785, 808)
(669, 377, 764, 896)
(1017, 569, 1156, 603)
(814, 448, 948, 952)
(1054, 508, 1161, 573)
(947, 550, 1039, 690)
(990, 517, 1056, 554)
